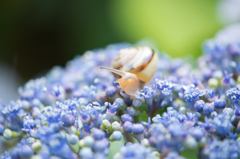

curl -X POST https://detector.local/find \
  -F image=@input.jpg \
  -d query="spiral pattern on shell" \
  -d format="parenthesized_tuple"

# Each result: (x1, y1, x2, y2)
(111, 46, 158, 83)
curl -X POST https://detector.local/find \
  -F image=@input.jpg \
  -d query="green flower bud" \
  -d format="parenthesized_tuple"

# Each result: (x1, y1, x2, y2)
(3, 129, 18, 139)
(32, 141, 41, 152)
(184, 135, 197, 149)
(208, 78, 218, 88)
(101, 119, 111, 130)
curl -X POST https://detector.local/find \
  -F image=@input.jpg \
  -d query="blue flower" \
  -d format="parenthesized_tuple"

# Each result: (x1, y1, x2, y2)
(152, 107, 185, 127)
(93, 129, 105, 140)
(152, 114, 162, 123)
(212, 114, 233, 138)
(164, 152, 186, 159)
(123, 121, 132, 133)
(182, 86, 205, 110)
(93, 138, 109, 152)
(126, 107, 136, 116)
(111, 131, 122, 141)
(206, 88, 216, 100)
(203, 40, 227, 61)
(2, 101, 26, 131)
(114, 98, 125, 108)
(132, 98, 142, 108)
(121, 114, 133, 123)
(79, 147, 93, 158)
(106, 85, 117, 97)
(203, 139, 240, 159)
(135, 86, 157, 113)
(194, 100, 205, 112)
(222, 71, 233, 85)
(168, 123, 184, 137)
(63, 114, 76, 127)
(203, 103, 215, 115)
(3, 28, 240, 158)
(22, 115, 36, 132)
(115, 143, 155, 159)
(0, 124, 5, 135)
(0, 152, 10, 159)
(235, 108, 240, 117)
(132, 124, 145, 135)
(156, 78, 174, 101)
(142, 117, 151, 129)
(226, 87, 240, 108)
(18, 77, 46, 101)
(40, 107, 63, 125)
(229, 132, 237, 140)
(186, 112, 196, 121)
(214, 98, 226, 109)
(189, 127, 205, 141)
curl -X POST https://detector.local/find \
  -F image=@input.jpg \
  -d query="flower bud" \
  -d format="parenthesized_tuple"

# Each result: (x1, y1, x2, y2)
(101, 119, 111, 130)
(110, 131, 122, 141)
(93, 129, 105, 140)
(133, 98, 142, 108)
(184, 135, 197, 149)
(63, 114, 76, 127)
(32, 141, 42, 152)
(111, 121, 121, 131)
(83, 136, 94, 148)
(79, 147, 93, 158)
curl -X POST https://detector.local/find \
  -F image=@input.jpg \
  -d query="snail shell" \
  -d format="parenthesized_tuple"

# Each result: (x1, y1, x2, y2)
(111, 46, 158, 83)
(99, 46, 158, 96)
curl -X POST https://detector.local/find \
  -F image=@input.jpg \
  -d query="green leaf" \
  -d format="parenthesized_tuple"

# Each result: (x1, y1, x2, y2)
(181, 149, 198, 159)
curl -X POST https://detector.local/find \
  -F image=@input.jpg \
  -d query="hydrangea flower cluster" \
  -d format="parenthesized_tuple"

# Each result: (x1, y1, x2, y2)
(1, 24, 240, 159)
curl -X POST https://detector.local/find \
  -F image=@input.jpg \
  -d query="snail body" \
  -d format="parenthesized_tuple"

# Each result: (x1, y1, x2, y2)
(99, 66, 139, 95)
(99, 46, 158, 95)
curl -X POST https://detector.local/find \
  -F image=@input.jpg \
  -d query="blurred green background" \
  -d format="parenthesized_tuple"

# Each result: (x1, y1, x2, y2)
(0, 0, 224, 82)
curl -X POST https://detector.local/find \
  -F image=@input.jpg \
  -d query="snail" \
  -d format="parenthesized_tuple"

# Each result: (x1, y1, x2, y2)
(99, 46, 158, 95)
